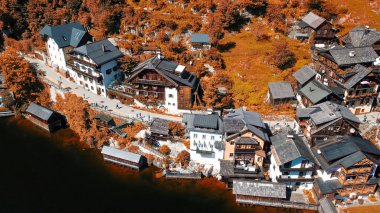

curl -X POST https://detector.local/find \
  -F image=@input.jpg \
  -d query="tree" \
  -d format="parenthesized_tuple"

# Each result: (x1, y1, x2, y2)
(168, 121, 185, 137)
(268, 41, 296, 70)
(202, 71, 233, 109)
(0, 47, 44, 108)
(128, 145, 139, 153)
(159, 145, 171, 155)
(176, 150, 190, 168)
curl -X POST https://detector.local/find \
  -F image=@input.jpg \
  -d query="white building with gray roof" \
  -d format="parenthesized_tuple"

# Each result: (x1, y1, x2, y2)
(269, 130, 317, 190)
(183, 113, 224, 168)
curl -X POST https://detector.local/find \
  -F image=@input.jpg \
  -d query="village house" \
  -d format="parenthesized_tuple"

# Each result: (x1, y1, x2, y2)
(66, 39, 123, 97)
(149, 118, 170, 141)
(269, 131, 317, 190)
(39, 22, 92, 72)
(220, 108, 269, 183)
(298, 80, 343, 107)
(232, 179, 287, 207)
(311, 136, 380, 203)
(267, 81, 295, 106)
(25, 103, 63, 132)
(126, 54, 200, 113)
(183, 113, 224, 167)
(293, 65, 317, 89)
(341, 26, 380, 55)
(296, 101, 361, 143)
(190, 34, 211, 51)
(101, 146, 145, 170)
(297, 12, 336, 46)
(93, 114, 115, 128)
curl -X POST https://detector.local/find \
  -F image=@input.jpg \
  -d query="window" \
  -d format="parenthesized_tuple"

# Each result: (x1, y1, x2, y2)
(168, 103, 171, 106)
(211, 136, 215, 140)
(194, 134, 198, 139)
(114, 74, 118, 80)
(89, 78, 93, 83)
(91, 86, 94, 90)
(172, 103, 175, 106)
(106, 69, 112, 75)
(229, 153, 234, 157)
(202, 135, 206, 139)
(328, 126, 333, 131)
(87, 68, 92, 75)
(144, 91, 148, 96)
(154, 92, 158, 97)
(113, 66, 117, 71)
(169, 94, 173, 98)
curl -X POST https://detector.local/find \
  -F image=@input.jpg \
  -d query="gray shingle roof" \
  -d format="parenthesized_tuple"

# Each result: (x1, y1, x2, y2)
(268, 81, 295, 100)
(271, 131, 316, 165)
(130, 55, 198, 88)
(26, 103, 54, 121)
(193, 114, 219, 129)
(339, 151, 366, 169)
(191, 34, 210, 43)
(293, 65, 317, 85)
(329, 46, 378, 66)
(299, 80, 332, 105)
(236, 137, 259, 145)
(101, 146, 142, 163)
(315, 178, 342, 194)
(343, 26, 380, 47)
(223, 118, 246, 133)
(39, 22, 91, 48)
(150, 118, 169, 135)
(342, 64, 372, 89)
(319, 197, 338, 213)
(301, 12, 326, 29)
(233, 180, 286, 199)
(73, 39, 123, 66)
(296, 108, 319, 119)
(307, 101, 361, 125)
(94, 114, 113, 122)
(225, 108, 265, 128)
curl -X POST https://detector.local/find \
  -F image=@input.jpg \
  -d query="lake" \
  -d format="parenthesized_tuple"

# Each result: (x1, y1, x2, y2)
(0, 117, 302, 213)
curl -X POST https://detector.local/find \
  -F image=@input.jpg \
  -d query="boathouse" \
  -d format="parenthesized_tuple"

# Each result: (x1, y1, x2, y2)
(25, 103, 63, 132)
(101, 146, 145, 170)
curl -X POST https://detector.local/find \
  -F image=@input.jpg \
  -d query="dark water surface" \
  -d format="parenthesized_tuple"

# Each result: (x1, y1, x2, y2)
(0, 117, 301, 213)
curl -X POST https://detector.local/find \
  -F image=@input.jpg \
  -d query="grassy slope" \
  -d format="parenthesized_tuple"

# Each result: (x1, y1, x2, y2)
(220, 23, 310, 113)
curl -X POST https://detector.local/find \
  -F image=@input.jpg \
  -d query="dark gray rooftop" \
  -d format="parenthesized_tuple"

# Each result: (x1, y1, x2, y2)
(73, 39, 123, 66)
(191, 34, 210, 43)
(315, 178, 342, 195)
(342, 64, 372, 89)
(150, 118, 169, 135)
(225, 108, 265, 128)
(299, 80, 332, 105)
(343, 26, 380, 47)
(268, 81, 295, 100)
(329, 46, 378, 66)
(271, 131, 317, 165)
(236, 137, 259, 145)
(193, 114, 219, 129)
(26, 103, 54, 121)
(233, 180, 286, 199)
(94, 114, 113, 122)
(293, 65, 317, 86)
(223, 118, 246, 133)
(101, 146, 142, 163)
(319, 197, 338, 213)
(130, 55, 198, 89)
(39, 22, 91, 48)
(301, 12, 326, 29)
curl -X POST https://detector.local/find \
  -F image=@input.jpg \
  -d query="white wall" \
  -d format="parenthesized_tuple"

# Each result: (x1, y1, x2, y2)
(165, 87, 178, 113)
(189, 130, 224, 167)
(47, 38, 67, 71)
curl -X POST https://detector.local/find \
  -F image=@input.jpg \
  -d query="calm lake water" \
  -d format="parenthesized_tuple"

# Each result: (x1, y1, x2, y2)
(0, 117, 303, 213)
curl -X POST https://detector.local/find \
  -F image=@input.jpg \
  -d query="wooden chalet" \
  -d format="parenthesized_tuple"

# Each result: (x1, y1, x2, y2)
(101, 146, 145, 170)
(93, 114, 115, 128)
(126, 55, 200, 110)
(298, 80, 342, 107)
(312, 136, 380, 203)
(297, 101, 361, 142)
(25, 103, 63, 132)
(149, 118, 170, 141)
(298, 12, 336, 45)
(341, 26, 380, 55)
(232, 180, 287, 207)
(267, 82, 295, 106)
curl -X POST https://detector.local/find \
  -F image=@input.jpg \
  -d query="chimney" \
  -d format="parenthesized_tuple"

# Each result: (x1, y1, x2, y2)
(157, 53, 161, 59)
(102, 44, 106, 52)
(317, 149, 321, 154)
(349, 51, 355, 57)
(242, 106, 247, 111)
(309, 87, 314, 92)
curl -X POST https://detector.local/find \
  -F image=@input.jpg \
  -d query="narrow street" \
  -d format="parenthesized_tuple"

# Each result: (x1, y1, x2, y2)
(24, 56, 182, 122)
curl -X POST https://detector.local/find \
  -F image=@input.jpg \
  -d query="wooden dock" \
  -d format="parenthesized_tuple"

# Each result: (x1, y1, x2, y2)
(165, 171, 202, 180)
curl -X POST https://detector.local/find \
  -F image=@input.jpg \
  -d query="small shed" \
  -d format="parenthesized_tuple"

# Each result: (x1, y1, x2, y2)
(150, 118, 170, 141)
(101, 146, 145, 170)
(233, 180, 287, 205)
(191, 34, 211, 50)
(293, 65, 317, 88)
(93, 114, 115, 128)
(25, 103, 63, 132)
(268, 82, 295, 105)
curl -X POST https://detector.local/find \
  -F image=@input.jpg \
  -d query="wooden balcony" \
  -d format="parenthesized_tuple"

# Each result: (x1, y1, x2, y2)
(136, 79, 166, 86)
(276, 175, 314, 182)
(69, 56, 97, 68)
(235, 148, 256, 153)
(342, 167, 372, 175)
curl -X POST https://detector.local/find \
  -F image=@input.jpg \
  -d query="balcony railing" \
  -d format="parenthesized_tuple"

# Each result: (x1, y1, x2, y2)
(235, 148, 256, 153)
(276, 176, 314, 182)
(69, 56, 97, 68)
(136, 79, 165, 86)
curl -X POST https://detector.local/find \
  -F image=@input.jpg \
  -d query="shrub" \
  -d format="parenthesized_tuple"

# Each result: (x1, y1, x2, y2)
(159, 145, 171, 155)
(176, 150, 190, 168)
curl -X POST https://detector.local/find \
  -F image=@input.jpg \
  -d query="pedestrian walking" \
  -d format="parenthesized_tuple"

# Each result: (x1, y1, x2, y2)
(116, 103, 119, 109)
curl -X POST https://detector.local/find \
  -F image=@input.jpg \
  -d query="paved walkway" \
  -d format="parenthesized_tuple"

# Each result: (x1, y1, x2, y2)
(25, 56, 182, 122)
